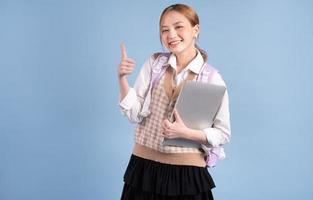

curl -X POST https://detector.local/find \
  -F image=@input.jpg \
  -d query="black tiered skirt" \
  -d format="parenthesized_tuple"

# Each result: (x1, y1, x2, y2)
(121, 155, 215, 200)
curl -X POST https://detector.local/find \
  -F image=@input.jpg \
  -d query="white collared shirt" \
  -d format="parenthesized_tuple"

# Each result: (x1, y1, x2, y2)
(119, 51, 231, 156)
(167, 49, 204, 83)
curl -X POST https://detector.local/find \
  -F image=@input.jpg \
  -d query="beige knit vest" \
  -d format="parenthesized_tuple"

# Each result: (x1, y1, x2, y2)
(134, 68, 204, 154)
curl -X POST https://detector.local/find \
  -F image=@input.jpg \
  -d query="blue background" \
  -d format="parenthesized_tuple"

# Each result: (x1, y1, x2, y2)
(1, 0, 313, 199)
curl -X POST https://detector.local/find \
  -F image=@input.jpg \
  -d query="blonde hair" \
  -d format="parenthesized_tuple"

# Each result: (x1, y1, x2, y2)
(159, 4, 208, 61)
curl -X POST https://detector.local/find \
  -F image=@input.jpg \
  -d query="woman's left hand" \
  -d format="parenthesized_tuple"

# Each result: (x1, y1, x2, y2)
(162, 109, 190, 139)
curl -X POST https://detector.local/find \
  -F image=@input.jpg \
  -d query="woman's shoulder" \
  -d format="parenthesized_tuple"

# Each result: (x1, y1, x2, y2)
(211, 70, 227, 87)
(151, 52, 171, 61)
(142, 52, 171, 70)
(202, 62, 227, 87)
(140, 52, 171, 73)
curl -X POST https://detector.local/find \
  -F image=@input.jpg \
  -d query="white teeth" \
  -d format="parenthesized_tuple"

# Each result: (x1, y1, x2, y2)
(169, 40, 181, 45)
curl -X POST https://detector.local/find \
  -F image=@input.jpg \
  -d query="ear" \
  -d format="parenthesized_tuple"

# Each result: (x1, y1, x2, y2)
(193, 24, 200, 38)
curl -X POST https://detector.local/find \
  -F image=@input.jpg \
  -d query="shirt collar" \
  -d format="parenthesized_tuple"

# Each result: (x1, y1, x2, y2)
(165, 49, 204, 74)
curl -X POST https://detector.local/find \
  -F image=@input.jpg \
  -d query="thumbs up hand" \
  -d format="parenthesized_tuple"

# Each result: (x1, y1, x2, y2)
(118, 43, 136, 78)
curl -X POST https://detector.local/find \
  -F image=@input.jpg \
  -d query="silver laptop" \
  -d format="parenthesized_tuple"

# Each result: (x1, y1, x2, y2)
(163, 80, 226, 148)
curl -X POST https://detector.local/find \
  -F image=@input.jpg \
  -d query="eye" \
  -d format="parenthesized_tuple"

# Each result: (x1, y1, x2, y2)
(161, 29, 169, 33)
(175, 26, 184, 30)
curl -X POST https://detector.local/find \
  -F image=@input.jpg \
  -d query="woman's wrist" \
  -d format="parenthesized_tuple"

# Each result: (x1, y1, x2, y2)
(184, 128, 208, 145)
(118, 75, 130, 101)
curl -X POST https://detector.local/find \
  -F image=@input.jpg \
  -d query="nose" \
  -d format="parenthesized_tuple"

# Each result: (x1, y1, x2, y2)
(168, 28, 177, 39)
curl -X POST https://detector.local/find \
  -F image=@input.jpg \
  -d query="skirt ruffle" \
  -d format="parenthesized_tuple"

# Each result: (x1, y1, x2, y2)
(121, 154, 215, 200)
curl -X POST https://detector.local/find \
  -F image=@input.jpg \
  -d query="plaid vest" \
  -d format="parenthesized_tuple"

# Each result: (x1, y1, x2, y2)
(138, 53, 221, 167)
(135, 69, 203, 154)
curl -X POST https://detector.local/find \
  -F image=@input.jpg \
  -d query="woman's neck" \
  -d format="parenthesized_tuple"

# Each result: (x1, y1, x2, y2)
(175, 47, 197, 73)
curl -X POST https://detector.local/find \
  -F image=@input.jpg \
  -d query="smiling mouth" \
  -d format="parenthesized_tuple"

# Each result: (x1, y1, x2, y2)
(168, 40, 183, 47)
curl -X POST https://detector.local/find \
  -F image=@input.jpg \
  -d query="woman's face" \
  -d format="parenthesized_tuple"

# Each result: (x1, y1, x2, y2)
(160, 11, 199, 55)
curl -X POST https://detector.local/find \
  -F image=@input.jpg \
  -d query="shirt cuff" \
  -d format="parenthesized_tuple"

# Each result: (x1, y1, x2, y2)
(203, 127, 221, 147)
(119, 88, 137, 110)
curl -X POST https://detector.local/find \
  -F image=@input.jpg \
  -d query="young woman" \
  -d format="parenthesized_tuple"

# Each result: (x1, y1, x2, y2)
(118, 3, 231, 200)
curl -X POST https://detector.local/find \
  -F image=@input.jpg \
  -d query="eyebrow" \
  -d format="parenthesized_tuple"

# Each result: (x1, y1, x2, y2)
(161, 21, 184, 28)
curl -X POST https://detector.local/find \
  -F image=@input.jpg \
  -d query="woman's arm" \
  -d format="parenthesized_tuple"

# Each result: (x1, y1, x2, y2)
(162, 73, 231, 147)
(117, 43, 135, 100)
(162, 109, 208, 144)
(202, 73, 231, 147)
(202, 92, 231, 147)
(118, 50, 153, 123)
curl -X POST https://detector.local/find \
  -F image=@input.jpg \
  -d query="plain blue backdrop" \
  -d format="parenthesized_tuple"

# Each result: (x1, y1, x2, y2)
(1, 0, 313, 199)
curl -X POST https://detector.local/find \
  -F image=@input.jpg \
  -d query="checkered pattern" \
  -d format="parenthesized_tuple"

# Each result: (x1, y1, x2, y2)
(135, 75, 202, 154)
